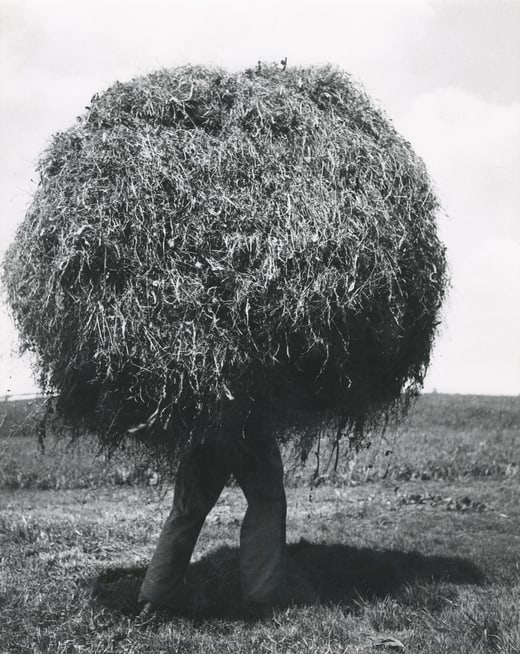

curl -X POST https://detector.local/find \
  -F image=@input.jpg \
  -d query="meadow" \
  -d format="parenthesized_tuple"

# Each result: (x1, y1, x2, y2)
(1, 393, 519, 653)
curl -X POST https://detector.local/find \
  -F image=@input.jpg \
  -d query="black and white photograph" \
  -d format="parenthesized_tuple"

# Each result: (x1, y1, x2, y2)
(1, 1, 519, 652)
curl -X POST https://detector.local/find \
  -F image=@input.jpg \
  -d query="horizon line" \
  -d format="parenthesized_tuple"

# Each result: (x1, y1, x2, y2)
(2, 390, 519, 403)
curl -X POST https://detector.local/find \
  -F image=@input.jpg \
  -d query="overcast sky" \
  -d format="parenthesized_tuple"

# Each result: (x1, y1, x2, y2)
(1, 0, 519, 396)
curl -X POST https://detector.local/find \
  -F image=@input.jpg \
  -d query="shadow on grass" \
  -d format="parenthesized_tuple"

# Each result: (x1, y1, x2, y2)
(92, 539, 484, 620)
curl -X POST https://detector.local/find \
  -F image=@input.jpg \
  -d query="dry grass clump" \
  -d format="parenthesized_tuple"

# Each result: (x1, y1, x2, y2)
(2, 63, 447, 463)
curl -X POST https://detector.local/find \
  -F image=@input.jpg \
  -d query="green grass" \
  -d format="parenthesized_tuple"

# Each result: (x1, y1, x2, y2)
(1, 394, 519, 653)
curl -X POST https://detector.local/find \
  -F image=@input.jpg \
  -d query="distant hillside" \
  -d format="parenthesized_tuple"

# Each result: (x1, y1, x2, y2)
(1, 393, 518, 490)
(0, 396, 46, 438)
(2, 392, 519, 440)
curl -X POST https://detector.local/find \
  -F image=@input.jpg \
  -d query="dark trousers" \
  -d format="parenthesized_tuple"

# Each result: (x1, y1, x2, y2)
(139, 417, 287, 607)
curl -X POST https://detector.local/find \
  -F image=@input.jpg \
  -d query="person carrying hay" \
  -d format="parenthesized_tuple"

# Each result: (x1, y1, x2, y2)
(3, 64, 447, 619)
(138, 402, 291, 617)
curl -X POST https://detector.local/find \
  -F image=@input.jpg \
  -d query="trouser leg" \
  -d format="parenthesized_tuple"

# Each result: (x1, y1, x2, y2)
(139, 443, 230, 606)
(234, 419, 287, 605)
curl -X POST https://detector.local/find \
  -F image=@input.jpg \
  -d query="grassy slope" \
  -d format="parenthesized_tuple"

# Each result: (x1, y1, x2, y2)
(1, 394, 519, 653)
(1, 394, 519, 490)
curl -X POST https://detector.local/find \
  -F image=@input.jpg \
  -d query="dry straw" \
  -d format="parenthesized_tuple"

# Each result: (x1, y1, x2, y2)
(2, 63, 447, 464)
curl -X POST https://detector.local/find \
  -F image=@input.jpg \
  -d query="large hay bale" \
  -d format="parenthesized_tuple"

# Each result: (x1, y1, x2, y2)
(2, 63, 447, 461)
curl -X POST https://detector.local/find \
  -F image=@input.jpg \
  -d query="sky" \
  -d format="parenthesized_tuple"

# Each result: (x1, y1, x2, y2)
(1, 0, 519, 397)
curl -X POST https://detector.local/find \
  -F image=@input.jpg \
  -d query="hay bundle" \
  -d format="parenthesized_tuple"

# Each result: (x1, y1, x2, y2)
(2, 63, 447, 461)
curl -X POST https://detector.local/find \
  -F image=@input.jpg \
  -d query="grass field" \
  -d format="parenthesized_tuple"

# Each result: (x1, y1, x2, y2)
(1, 394, 519, 653)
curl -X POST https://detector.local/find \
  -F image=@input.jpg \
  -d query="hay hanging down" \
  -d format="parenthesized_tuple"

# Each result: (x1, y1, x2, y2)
(2, 63, 447, 462)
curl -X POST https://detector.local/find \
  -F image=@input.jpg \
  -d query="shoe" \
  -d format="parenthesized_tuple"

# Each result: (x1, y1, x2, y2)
(138, 601, 155, 619)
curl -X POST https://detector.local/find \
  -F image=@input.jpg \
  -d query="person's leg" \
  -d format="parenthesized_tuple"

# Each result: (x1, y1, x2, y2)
(139, 442, 230, 607)
(233, 413, 288, 607)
